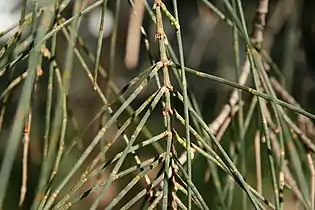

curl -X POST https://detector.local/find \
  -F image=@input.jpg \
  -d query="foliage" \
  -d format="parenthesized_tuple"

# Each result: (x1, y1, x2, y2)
(0, 0, 314, 209)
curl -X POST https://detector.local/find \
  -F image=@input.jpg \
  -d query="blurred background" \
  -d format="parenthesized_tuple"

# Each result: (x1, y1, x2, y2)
(1, 0, 315, 209)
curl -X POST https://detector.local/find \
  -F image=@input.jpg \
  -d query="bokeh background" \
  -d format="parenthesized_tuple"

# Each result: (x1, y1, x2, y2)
(1, 0, 315, 209)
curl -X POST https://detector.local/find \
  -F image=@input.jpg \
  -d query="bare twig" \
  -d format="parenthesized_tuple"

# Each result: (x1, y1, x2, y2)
(307, 153, 315, 210)
(270, 77, 315, 144)
(19, 111, 32, 206)
(263, 0, 295, 52)
(209, 0, 269, 133)
(125, 0, 145, 69)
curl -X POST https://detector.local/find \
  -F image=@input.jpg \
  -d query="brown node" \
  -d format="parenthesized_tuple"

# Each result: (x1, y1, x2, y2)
(165, 130, 172, 137)
(36, 66, 43, 76)
(153, 1, 163, 10)
(161, 83, 173, 92)
(41, 47, 50, 58)
(163, 60, 173, 67)
(163, 107, 174, 116)
(166, 84, 174, 91)
(155, 32, 166, 41)
(23, 125, 29, 133)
